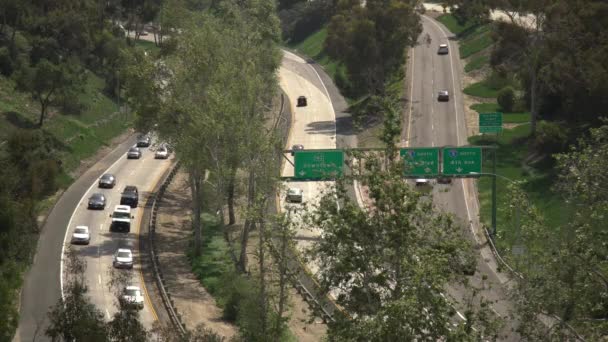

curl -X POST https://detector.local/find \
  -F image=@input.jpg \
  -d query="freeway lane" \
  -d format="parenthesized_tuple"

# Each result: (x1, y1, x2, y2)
(63, 139, 172, 328)
(405, 15, 519, 340)
(278, 51, 338, 271)
(16, 136, 135, 342)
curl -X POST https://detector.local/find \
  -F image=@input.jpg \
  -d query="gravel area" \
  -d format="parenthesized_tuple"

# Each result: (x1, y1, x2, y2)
(155, 171, 237, 338)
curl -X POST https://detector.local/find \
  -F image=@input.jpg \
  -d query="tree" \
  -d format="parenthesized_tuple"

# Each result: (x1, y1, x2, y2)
(497, 86, 515, 112)
(46, 248, 108, 341)
(13, 59, 78, 127)
(108, 300, 149, 342)
(324, 0, 421, 96)
(505, 123, 608, 339)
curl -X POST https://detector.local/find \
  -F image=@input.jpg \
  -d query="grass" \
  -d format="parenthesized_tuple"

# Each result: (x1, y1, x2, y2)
(134, 39, 161, 56)
(464, 80, 500, 98)
(189, 213, 235, 296)
(470, 103, 531, 123)
(469, 125, 573, 251)
(437, 14, 477, 36)
(460, 32, 493, 59)
(465, 55, 489, 72)
(288, 28, 345, 82)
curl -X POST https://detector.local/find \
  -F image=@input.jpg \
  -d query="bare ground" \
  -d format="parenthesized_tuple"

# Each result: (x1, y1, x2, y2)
(155, 171, 237, 338)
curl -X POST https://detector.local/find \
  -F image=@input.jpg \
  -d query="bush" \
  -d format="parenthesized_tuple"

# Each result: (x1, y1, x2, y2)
(535, 120, 569, 154)
(218, 271, 256, 322)
(279, 0, 333, 43)
(497, 86, 515, 112)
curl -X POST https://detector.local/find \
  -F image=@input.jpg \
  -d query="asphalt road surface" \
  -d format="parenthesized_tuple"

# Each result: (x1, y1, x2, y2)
(405, 15, 519, 340)
(15, 136, 172, 341)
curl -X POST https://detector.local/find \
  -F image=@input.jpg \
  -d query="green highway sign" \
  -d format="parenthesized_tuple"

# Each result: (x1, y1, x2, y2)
(442, 147, 482, 175)
(400, 148, 440, 177)
(294, 150, 344, 180)
(479, 112, 503, 133)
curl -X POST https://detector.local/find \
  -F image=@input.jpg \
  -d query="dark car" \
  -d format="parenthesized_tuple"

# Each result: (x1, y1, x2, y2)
(291, 144, 304, 156)
(98, 174, 116, 188)
(297, 96, 307, 107)
(136, 135, 151, 147)
(120, 185, 139, 208)
(88, 193, 106, 209)
(127, 147, 141, 159)
(437, 44, 449, 55)
(437, 176, 452, 184)
(438, 90, 449, 102)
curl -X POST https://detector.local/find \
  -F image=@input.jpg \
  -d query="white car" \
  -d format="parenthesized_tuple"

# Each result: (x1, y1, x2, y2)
(415, 179, 430, 187)
(287, 188, 303, 203)
(122, 285, 144, 309)
(71, 226, 90, 245)
(154, 146, 169, 159)
(113, 248, 134, 269)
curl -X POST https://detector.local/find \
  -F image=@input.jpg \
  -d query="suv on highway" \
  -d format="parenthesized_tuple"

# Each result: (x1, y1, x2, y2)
(437, 44, 449, 55)
(110, 205, 133, 232)
(120, 186, 139, 208)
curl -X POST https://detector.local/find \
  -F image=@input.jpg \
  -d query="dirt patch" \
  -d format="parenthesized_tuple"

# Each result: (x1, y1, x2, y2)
(155, 171, 237, 338)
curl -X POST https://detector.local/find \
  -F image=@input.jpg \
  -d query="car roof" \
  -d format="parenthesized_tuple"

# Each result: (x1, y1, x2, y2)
(439, 44, 448, 48)
(90, 193, 104, 198)
(117, 248, 132, 253)
(129, 146, 139, 150)
(439, 90, 449, 94)
(125, 285, 140, 290)
(124, 185, 138, 191)
(75, 225, 89, 230)
(101, 173, 114, 179)
(415, 178, 429, 182)
(114, 205, 131, 212)
(288, 188, 302, 193)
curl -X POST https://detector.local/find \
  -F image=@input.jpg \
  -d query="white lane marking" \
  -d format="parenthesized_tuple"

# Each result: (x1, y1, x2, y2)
(60, 142, 130, 300)
(99, 223, 103, 231)
(98, 275, 102, 284)
(106, 309, 111, 319)
(456, 311, 466, 320)
(425, 16, 462, 145)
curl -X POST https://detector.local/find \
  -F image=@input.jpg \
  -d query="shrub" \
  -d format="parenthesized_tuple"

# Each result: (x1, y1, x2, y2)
(535, 120, 569, 154)
(497, 86, 515, 112)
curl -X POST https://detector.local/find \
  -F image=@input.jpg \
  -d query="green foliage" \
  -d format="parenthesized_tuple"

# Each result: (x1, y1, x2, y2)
(324, 0, 421, 96)
(279, 0, 333, 44)
(534, 120, 569, 154)
(464, 72, 512, 98)
(436, 14, 476, 35)
(459, 31, 492, 58)
(497, 86, 515, 112)
(464, 55, 489, 72)
(306, 153, 498, 339)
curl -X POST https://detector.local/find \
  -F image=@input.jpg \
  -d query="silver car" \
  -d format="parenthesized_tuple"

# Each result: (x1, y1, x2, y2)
(113, 248, 134, 269)
(287, 188, 303, 203)
(127, 147, 142, 159)
(71, 226, 90, 245)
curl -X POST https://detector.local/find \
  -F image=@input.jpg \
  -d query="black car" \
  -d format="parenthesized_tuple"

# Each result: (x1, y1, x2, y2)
(437, 176, 452, 184)
(98, 174, 116, 188)
(437, 44, 449, 55)
(88, 193, 106, 209)
(120, 186, 139, 208)
(136, 135, 151, 147)
(297, 96, 307, 107)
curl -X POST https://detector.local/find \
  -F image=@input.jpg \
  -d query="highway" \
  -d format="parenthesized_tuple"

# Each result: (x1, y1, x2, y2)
(15, 137, 172, 341)
(406, 15, 519, 340)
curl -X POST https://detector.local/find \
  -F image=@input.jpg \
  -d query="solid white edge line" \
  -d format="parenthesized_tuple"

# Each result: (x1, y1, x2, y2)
(60, 143, 129, 301)
(406, 48, 415, 147)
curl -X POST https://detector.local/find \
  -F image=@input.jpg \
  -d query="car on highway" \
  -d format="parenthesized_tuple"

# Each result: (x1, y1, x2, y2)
(297, 96, 307, 107)
(136, 135, 151, 147)
(122, 285, 144, 309)
(154, 146, 169, 159)
(287, 187, 303, 203)
(87, 193, 106, 210)
(415, 179, 430, 187)
(120, 185, 139, 208)
(113, 248, 134, 269)
(71, 226, 90, 245)
(110, 205, 133, 232)
(291, 144, 304, 156)
(98, 173, 116, 188)
(438, 90, 450, 102)
(437, 176, 452, 184)
(127, 147, 142, 159)
(437, 44, 449, 55)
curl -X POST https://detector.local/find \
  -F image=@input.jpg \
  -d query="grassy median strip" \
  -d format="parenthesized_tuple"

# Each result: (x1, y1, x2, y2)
(470, 103, 530, 123)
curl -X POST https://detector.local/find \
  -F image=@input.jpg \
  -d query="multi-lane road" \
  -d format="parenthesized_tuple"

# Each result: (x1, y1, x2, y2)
(407, 16, 518, 340)
(16, 137, 172, 341)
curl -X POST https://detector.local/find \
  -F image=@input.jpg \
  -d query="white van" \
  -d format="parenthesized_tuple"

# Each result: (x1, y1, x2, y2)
(110, 205, 133, 232)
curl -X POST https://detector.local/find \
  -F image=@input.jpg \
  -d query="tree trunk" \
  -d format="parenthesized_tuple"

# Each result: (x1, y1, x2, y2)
(529, 65, 539, 136)
(39, 101, 47, 127)
(237, 169, 255, 273)
(274, 218, 289, 339)
(190, 171, 203, 256)
(227, 168, 237, 225)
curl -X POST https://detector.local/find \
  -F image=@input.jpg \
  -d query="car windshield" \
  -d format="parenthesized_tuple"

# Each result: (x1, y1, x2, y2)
(101, 174, 113, 181)
(91, 194, 103, 200)
(129, 148, 138, 152)
(125, 289, 139, 297)
(74, 228, 87, 234)
(288, 189, 299, 195)
(117, 251, 131, 258)
(113, 212, 130, 219)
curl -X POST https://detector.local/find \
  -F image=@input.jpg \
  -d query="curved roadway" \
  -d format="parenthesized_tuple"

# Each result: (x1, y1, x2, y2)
(16, 137, 172, 341)
(406, 15, 519, 340)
